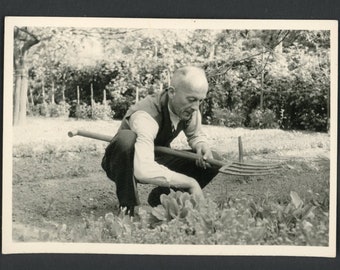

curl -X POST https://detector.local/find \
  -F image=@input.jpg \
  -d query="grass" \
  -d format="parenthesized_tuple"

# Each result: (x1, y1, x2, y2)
(13, 116, 330, 159)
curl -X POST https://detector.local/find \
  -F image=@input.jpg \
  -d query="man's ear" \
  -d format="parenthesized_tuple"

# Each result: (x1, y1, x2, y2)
(167, 86, 176, 99)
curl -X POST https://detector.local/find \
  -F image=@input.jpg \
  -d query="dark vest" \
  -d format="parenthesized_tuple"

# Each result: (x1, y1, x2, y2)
(119, 91, 189, 147)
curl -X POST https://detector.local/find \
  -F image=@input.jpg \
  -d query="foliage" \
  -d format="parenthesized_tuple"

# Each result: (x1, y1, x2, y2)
(48, 102, 70, 117)
(21, 28, 330, 131)
(208, 108, 245, 127)
(74, 103, 91, 119)
(26, 190, 328, 246)
(249, 108, 279, 129)
(71, 102, 115, 120)
(27, 102, 70, 118)
(91, 102, 115, 120)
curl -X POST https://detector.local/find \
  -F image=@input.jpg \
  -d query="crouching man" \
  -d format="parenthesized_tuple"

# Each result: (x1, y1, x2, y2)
(101, 66, 220, 215)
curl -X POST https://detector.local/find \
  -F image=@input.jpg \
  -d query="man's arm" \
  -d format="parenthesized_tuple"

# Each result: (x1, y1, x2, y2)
(184, 111, 213, 168)
(129, 111, 203, 197)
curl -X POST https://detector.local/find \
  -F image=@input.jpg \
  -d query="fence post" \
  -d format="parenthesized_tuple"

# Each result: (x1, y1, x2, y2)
(51, 81, 55, 104)
(77, 85, 80, 105)
(238, 136, 244, 163)
(91, 83, 94, 118)
(136, 87, 139, 103)
(103, 89, 107, 106)
(29, 86, 34, 106)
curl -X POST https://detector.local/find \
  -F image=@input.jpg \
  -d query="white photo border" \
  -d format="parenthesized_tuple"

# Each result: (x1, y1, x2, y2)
(2, 17, 338, 257)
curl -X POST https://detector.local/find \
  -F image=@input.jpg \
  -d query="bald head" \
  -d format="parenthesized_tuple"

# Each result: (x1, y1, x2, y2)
(168, 66, 209, 120)
(170, 66, 209, 94)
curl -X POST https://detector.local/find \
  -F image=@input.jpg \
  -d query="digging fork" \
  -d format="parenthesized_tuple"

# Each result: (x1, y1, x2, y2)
(68, 130, 282, 176)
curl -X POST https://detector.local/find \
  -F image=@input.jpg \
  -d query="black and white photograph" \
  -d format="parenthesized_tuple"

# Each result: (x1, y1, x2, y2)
(2, 17, 337, 256)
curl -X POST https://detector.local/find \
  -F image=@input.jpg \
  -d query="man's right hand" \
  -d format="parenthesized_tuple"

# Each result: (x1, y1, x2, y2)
(171, 173, 204, 200)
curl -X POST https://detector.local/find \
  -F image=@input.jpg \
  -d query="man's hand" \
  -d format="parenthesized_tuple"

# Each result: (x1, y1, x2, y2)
(195, 142, 213, 169)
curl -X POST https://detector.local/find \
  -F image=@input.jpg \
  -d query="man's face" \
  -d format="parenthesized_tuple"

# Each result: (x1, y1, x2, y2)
(168, 85, 207, 121)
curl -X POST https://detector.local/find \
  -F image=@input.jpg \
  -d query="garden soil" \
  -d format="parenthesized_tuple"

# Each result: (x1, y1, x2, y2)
(10, 118, 330, 241)
(12, 149, 329, 241)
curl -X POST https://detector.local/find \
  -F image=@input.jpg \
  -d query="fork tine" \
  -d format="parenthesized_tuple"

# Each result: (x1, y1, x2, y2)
(232, 161, 281, 167)
(219, 161, 282, 175)
(220, 170, 275, 176)
(228, 164, 282, 170)
(226, 168, 281, 174)
(220, 167, 280, 174)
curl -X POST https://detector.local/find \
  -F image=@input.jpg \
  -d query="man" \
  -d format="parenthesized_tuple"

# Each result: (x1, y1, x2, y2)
(101, 66, 220, 215)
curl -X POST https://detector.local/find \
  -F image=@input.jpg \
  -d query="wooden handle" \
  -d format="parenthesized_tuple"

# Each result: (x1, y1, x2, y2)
(155, 146, 225, 167)
(68, 130, 112, 142)
(68, 129, 225, 168)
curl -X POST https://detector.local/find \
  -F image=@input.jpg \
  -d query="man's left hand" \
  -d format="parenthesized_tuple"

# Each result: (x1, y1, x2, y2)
(195, 142, 213, 169)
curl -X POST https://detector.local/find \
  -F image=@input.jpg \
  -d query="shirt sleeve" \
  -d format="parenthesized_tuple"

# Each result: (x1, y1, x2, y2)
(184, 110, 208, 150)
(129, 111, 174, 185)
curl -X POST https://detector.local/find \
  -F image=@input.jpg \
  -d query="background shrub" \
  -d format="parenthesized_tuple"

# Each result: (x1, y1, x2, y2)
(27, 102, 70, 118)
(48, 102, 70, 117)
(249, 108, 279, 129)
(91, 102, 115, 120)
(24, 29, 329, 131)
(75, 103, 91, 119)
(210, 108, 245, 127)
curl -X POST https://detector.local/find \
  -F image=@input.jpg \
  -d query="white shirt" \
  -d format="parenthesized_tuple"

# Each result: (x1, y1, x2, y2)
(128, 109, 207, 186)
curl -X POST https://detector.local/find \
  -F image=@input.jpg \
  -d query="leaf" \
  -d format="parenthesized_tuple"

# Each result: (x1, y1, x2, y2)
(290, 191, 303, 209)
(104, 212, 115, 223)
(168, 197, 179, 218)
(160, 193, 170, 205)
(301, 205, 316, 220)
(151, 205, 167, 221)
(179, 207, 189, 219)
(302, 220, 313, 232)
(178, 192, 191, 207)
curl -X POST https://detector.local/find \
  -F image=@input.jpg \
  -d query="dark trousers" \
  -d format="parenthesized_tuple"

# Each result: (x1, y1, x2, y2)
(101, 130, 220, 208)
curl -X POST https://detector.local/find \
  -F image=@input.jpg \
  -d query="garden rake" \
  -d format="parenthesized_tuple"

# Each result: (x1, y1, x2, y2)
(68, 130, 282, 176)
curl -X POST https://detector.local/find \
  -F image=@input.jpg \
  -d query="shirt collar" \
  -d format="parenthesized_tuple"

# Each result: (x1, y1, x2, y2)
(168, 103, 181, 130)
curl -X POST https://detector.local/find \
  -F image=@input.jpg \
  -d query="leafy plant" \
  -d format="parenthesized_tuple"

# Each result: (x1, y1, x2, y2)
(48, 102, 70, 117)
(75, 103, 91, 119)
(14, 190, 329, 246)
(91, 102, 115, 120)
(210, 108, 245, 127)
(249, 108, 279, 129)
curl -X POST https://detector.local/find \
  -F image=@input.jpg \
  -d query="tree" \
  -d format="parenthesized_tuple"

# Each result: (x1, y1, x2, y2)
(13, 27, 40, 125)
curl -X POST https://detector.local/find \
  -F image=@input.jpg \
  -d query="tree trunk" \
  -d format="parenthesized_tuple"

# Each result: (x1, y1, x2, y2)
(62, 84, 66, 102)
(13, 68, 22, 125)
(18, 66, 28, 125)
(13, 27, 40, 125)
